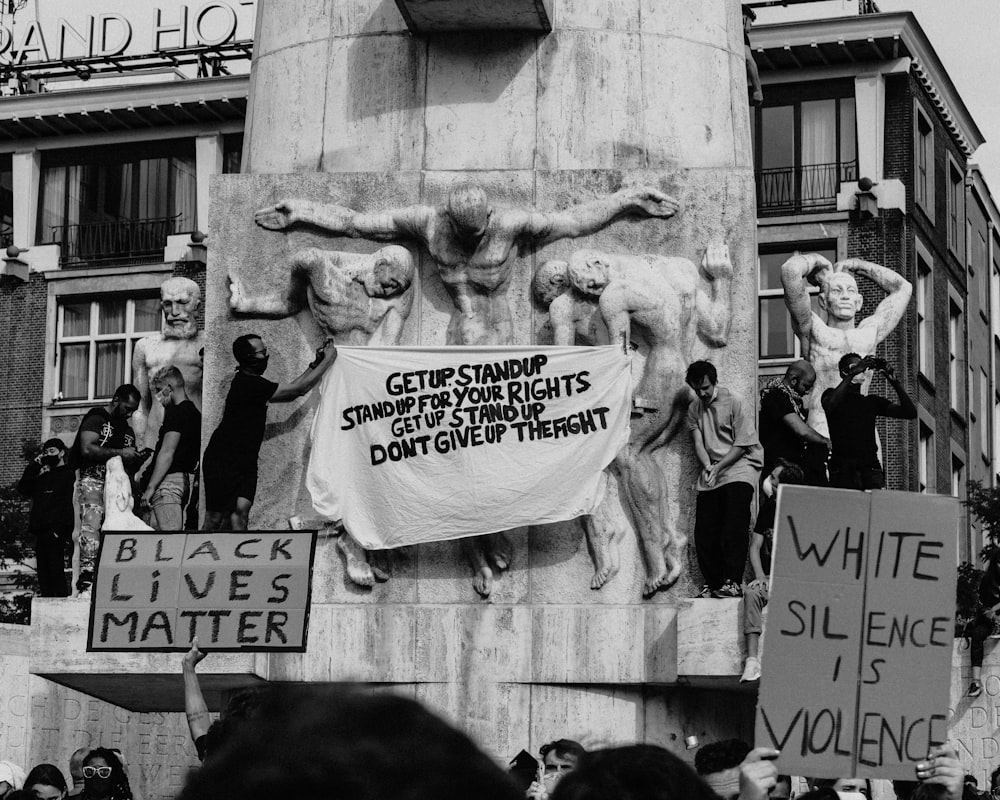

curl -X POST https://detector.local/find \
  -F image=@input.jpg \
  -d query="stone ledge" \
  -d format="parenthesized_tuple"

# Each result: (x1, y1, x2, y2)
(28, 598, 745, 711)
(394, 0, 553, 32)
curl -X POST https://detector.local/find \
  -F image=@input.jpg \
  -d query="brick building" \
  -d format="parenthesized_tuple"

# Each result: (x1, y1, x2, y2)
(0, 1, 252, 487)
(750, 5, 999, 561)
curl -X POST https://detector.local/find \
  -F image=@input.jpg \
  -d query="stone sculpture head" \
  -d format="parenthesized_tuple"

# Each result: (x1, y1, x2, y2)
(365, 245, 415, 298)
(817, 270, 862, 323)
(160, 276, 202, 340)
(533, 260, 570, 306)
(446, 183, 491, 242)
(567, 249, 612, 297)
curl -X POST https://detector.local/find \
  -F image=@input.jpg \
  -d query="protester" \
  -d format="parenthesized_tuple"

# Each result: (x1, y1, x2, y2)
(695, 738, 753, 799)
(758, 360, 828, 482)
(526, 740, 586, 800)
(892, 745, 966, 800)
(201, 334, 337, 531)
(178, 685, 522, 800)
(964, 549, 1000, 697)
(17, 439, 75, 597)
(23, 764, 68, 800)
(549, 744, 722, 800)
(741, 459, 805, 683)
(65, 750, 87, 798)
(79, 750, 131, 800)
(70, 384, 145, 590)
(139, 366, 201, 531)
(821, 353, 916, 490)
(686, 361, 763, 598)
(0, 763, 25, 799)
(772, 774, 793, 800)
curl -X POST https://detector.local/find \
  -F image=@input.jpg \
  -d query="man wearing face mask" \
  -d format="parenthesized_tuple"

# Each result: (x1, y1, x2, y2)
(821, 353, 916, 490)
(202, 334, 337, 531)
(17, 439, 76, 596)
(758, 360, 829, 484)
(140, 366, 202, 531)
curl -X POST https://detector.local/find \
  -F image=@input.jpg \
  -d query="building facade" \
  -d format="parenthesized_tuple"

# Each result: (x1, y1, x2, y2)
(751, 7, 998, 562)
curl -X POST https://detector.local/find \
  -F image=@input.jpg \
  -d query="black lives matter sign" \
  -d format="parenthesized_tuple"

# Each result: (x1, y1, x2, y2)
(88, 531, 317, 652)
(756, 488, 958, 779)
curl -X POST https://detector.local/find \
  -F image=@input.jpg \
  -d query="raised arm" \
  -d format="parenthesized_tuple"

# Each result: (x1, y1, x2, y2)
(696, 244, 734, 347)
(182, 638, 211, 746)
(528, 186, 679, 247)
(254, 199, 432, 243)
(881, 364, 918, 420)
(270, 340, 338, 403)
(840, 258, 913, 343)
(780, 253, 833, 351)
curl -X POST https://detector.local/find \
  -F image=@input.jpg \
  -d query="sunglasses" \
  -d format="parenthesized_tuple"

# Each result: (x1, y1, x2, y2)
(82, 766, 112, 779)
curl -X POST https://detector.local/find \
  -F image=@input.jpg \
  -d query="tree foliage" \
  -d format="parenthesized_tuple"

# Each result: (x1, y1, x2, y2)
(0, 483, 36, 624)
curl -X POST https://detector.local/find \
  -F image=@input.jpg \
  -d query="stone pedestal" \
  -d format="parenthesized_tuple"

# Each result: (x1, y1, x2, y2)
(202, 0, 758, 758)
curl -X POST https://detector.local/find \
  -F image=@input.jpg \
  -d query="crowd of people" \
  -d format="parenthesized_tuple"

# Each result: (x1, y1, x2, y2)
(0, 747, 135, 800)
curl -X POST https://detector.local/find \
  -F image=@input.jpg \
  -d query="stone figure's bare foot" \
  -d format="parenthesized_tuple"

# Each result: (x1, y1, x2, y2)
(462, 537, 495, 598)
(337, 533, 375, 588)
(368, 550, 391, 582)
(487, 532, 513, 571)
(585, 516, 625, 590)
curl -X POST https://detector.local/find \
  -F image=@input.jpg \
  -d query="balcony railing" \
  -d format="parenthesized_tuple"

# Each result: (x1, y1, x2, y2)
(48, 216, 182, 267)
(756, 160, 858, 215)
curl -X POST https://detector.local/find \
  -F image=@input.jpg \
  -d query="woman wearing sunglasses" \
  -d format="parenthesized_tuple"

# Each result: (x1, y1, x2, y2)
(80, 750, 131, 800)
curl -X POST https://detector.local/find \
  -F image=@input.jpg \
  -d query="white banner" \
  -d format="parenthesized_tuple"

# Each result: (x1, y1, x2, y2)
(307, 346, 632, 549)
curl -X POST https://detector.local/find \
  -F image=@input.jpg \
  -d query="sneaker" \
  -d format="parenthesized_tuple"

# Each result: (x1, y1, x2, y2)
(740, 656, 761, 683)
(968, 680, 983, 697)
(696, 584, 713, 598)
(713, 581, 743, 598)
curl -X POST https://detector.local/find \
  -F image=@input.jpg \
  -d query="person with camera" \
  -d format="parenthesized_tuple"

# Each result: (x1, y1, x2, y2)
(821, 352, 916, 490)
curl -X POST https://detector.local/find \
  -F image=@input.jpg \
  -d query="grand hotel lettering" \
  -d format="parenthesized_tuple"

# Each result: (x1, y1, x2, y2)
(0, 1, 255, 64)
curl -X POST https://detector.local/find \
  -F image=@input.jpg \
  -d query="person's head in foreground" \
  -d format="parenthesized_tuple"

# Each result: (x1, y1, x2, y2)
(694, 738, 753, 800)
(549, 744, 720, 800)
(80, 749, 130, 800)
(178, 685, 521, 800)
(23, 764, 67, 800)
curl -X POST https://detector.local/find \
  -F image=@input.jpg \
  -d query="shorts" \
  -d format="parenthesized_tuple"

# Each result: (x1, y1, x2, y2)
(202, 452, 258, 512)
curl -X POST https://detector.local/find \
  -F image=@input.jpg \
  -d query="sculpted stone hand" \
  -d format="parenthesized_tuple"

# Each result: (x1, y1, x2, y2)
(254, 200, 299, 231)
(618, 186, 680, 218)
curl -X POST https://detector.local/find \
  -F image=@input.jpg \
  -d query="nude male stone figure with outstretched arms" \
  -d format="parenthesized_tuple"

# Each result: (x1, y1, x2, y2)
(255, 181, 679, 597)
(781, 253, 912, 438)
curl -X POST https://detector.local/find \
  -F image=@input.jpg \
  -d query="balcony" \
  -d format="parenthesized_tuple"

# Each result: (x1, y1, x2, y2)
(47, 216, 183, 268)
(756, 159, 858, 216)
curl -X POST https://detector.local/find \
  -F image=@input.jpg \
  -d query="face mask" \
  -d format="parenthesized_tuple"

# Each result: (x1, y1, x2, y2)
(41, 455, 60, 467)
(245, 356, 269, 375)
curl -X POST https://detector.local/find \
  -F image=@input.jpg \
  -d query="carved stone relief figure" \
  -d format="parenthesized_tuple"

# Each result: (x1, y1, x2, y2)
(103, 456, 154, 532)
(557, 245, 734, 595)
(255, 181, 679, 597)
(780, 254, 912, 438)
(132, 277, 206, 450)
(230, 246, 416, 588)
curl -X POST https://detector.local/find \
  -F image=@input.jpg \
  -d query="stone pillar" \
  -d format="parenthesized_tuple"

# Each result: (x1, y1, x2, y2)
(12, 149, 40, 248)
(205, 0, 759, 757)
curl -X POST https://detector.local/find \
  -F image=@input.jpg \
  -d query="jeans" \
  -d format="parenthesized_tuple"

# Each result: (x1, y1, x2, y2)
(694, 481, 755, 589)
(77, 474, 104, 590)
(150, 472, 195, 531)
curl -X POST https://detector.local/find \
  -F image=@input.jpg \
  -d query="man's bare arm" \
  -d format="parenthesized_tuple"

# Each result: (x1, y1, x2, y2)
(528, 186, 679, 247)
(781, 412, 830, 447)
(548, 293, 577, 346)
(229, 269, 307, 319)
(131, 340, 152, 448)
(254, 199, 432, 243)
(368, 298, 411, 346)
(840, 258, 913, 343)
(597, 289, 631, 347)
(696, 244, 734, 347)
(780, 253, 833, 350)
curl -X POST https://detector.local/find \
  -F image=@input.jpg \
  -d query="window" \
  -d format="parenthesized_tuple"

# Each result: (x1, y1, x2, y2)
(951, 454, 964, 498)
(918, 422, 934, 493)
(758, 243, 835, 361)
(38, 140, 197, 267)
(56, 296, 160, 402)
(916, 254, 933, 378)
(974, 230, 988, 312)
(949, 299, 965, 412)
(223, 133, 244, 175)
(915, 107, 934, 215)
(0, 153, 10, 249)
(947, 159, 964, 254)
(752, 82, 857, 214)
(982, 368, 990, 459)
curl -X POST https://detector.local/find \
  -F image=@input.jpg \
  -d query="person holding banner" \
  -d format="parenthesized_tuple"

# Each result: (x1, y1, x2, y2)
(686, 361, 763, 599)
(202, 335, 337, 531)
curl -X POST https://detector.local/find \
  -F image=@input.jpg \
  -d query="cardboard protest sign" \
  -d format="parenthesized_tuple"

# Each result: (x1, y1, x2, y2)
(756, 487, 957, 780)
(88, 531, 317, 652)
(306, 345, 631, 548)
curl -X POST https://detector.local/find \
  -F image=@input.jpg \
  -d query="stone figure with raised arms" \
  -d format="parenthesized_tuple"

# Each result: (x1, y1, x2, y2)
(780, 254, 912, 437)
(255, 181, 679, 597)
(562, 244, 734, 595)
(132, 277, 206, 450)
(229, 245, 416, 587)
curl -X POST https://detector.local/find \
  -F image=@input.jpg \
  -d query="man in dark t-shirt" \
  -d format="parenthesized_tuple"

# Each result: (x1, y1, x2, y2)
(202, 333, 337, 530)
(70, 383, 143, 591)
(758, 359, 829, 482)
(821, 352, 917, 490)
(141, 365, 202, 531)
